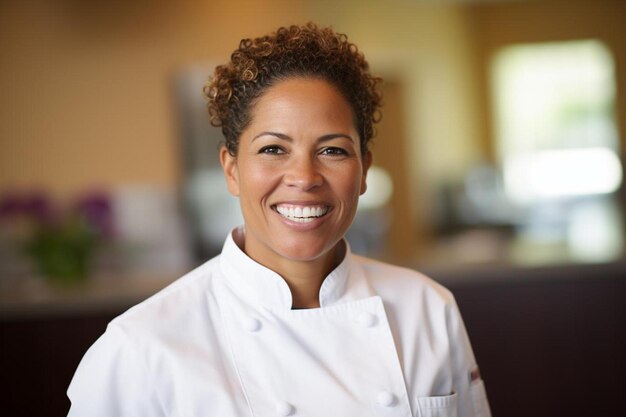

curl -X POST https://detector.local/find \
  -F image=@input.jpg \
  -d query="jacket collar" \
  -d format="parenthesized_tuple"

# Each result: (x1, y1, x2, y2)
(218, 228, 374, 310)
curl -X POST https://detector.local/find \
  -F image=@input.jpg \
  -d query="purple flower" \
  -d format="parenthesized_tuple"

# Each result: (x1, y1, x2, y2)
(23, 192, 57, 225)
(0, 191, 56, 225)
(0, 191, 22, 218)
(74, 191, 114, 238)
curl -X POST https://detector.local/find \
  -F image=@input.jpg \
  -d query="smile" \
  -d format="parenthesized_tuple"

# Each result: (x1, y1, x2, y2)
(273, 204, 330, 223)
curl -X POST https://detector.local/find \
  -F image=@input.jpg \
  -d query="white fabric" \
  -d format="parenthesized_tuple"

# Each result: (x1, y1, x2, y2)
(67, 230, 491, 417)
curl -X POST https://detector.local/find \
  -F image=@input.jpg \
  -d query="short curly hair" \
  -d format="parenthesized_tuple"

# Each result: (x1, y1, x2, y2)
(204, 22, 382, 156)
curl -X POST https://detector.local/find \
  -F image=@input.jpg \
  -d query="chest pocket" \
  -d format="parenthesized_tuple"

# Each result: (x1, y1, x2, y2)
(415, 392, 457, 417)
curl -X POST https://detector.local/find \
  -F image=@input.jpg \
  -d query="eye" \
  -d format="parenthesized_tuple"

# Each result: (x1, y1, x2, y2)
(259, 145, 286, 155)
(319, 147, 348, 156)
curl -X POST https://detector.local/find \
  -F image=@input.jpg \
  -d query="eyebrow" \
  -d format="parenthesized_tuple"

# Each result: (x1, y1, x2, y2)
(251, 131, 355, 143)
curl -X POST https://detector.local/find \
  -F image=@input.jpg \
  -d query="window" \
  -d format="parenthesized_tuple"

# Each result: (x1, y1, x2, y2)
(491, 39, 623, 262)
(492, 39, 621, 202)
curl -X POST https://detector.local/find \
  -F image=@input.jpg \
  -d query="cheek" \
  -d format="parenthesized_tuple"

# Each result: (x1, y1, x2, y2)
(238, 161, 279, 197)
(250, 163, 276, 183)
(336, 168, 364, 202)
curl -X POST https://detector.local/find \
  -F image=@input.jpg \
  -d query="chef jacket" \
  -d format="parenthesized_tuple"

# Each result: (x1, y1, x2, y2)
(67, 230, 491, 417)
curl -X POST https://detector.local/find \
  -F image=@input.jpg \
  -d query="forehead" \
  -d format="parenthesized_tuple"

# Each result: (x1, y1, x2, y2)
(246, 77, 357, 131)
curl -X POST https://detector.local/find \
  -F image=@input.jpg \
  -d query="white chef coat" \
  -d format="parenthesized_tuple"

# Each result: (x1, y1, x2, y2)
(67, 230, 491, 417)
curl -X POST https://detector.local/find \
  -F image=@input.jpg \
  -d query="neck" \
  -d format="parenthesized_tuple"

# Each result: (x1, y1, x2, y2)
(235, 230, 344, 309)
(272, 254, 337, 308)
(258, 249, 343, 309)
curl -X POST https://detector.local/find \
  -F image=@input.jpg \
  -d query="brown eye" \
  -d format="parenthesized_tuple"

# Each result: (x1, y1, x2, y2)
(320, 147, 348, 156)
(259, 145, 286, 154)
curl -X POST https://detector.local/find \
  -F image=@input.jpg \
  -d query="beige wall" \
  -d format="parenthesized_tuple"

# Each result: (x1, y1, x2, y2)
(0, 0, 314, 195)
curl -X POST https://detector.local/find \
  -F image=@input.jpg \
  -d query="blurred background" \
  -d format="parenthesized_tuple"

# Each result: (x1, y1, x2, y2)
(1, 0, 625, 416)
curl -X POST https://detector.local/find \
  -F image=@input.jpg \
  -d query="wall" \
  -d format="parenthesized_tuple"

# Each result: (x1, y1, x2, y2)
(0, 0, 314, 195)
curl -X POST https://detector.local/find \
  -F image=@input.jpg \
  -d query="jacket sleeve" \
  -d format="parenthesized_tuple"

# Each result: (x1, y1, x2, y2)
(67, 324, 166, 417)
(446, 297, 492, 417)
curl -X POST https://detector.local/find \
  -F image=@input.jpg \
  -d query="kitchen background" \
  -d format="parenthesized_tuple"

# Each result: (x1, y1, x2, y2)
(1, 1, 625, 416)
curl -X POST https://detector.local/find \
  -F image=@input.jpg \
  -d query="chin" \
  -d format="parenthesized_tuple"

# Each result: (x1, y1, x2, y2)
(274, 238, 339, 263)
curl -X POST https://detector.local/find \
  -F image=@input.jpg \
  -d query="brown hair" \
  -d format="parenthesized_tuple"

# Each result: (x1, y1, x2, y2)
(204, 22, 382, 155)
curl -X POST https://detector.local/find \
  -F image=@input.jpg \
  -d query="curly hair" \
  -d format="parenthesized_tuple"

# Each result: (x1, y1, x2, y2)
(204, 22, 382, 156)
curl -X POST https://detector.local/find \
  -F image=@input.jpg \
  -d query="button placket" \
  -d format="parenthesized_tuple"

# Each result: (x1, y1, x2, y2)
(355, 307, 402, 412)
(225, 296, 413, 416)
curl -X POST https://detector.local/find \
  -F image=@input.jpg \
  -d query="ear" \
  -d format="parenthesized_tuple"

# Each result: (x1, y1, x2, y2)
(220, 146, 240, 196)
(360, 150, 372, 195)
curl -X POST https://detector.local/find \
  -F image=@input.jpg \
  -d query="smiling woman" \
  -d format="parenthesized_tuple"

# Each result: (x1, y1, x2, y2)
(66, 23, 492, 417)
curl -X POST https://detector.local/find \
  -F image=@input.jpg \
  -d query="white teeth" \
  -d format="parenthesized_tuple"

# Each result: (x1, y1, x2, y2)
(275, 205, 329, 221)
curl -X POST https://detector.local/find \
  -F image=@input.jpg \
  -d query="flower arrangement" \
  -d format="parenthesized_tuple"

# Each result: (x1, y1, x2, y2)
(0, 191, 113, 285)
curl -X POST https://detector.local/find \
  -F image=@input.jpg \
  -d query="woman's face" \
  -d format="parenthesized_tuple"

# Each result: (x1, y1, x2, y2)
(221, 77, 371, 268)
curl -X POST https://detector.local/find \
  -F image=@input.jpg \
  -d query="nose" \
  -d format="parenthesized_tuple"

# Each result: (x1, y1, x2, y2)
(283, 155, 323, 190)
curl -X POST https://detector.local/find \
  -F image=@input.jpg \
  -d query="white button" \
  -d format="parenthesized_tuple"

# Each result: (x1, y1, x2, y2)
(244, 317, 262, 332)
(376, 391, 396, 407)
(276, 401, 295, 416)
(356, 312, 377, 328)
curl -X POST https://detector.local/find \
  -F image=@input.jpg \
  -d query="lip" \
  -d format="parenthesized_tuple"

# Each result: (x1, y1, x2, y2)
(271, 201, 333, 211)
(270, 201, 333, 230)
(272, 200, 332, 206)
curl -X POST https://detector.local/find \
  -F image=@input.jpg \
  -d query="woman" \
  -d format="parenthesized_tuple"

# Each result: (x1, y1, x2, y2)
(67, 23, 491, 417)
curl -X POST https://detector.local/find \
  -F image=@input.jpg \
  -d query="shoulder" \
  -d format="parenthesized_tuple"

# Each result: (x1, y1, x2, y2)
(68, 256, 226, 401)
(108, 255, 223, 336)
(352, 254, 455, 308)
